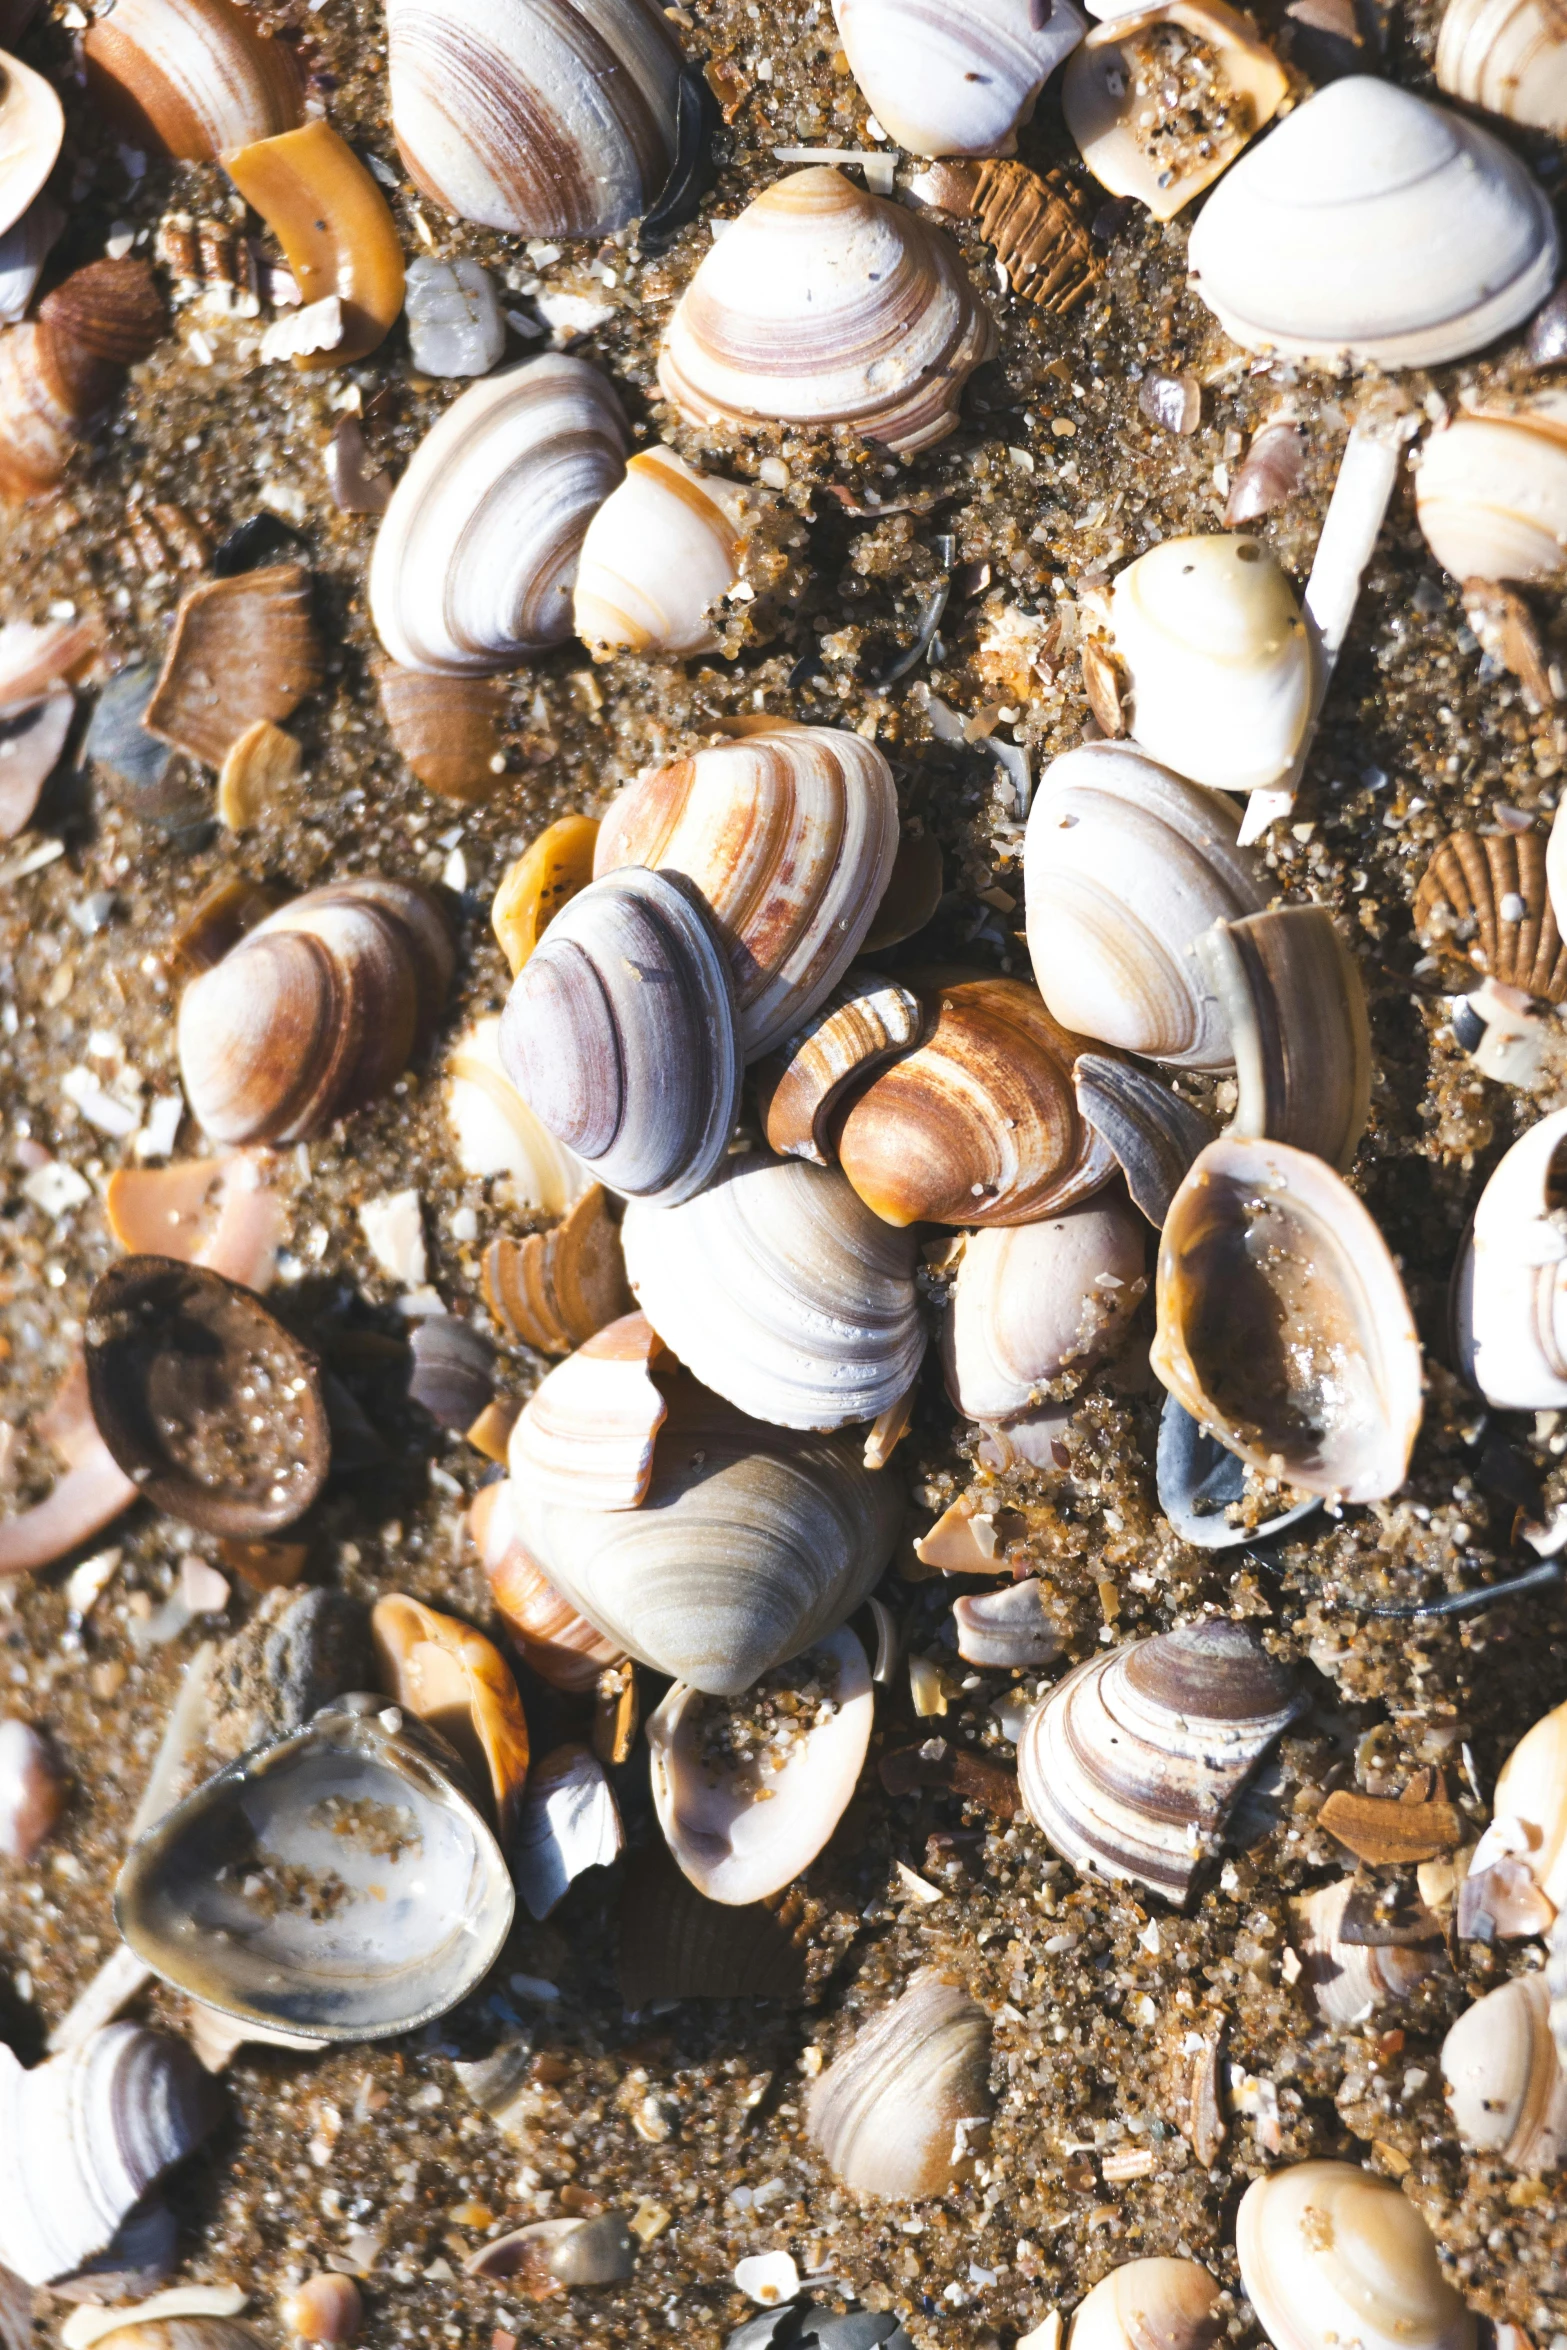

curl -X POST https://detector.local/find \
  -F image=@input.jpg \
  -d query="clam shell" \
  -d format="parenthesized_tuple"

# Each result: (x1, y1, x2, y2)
(951, 1578, 1064, 1669)
(759, 969, 925, 1167)
(386, 0, 682, 238)
(1063, 1, 1287, 221)
(498, 867, 741, 1207)
(1152, 1136, 1423, 1503)
(407, 1313, 495, 1431)
(657, 165, 996, 459)
(0, 191, 63, 327)
(509, 1370, 904, 1694)
(509, 1310, 670, 1510)
(573, 448, 752, 659)
(143, 563, 321, 771)
(1468, 1692, 1567, 1918)
(84, 0, 302, 161)
(1416, 399, 1567, 586)
(1441, 1969, 1567, 2168)
(1235, 2162, 1477, 2350)
(0, 2024, 218, 2287)
(279, 2273, 363, 2343)
(1414, 830, 1567, 1003)
(446, 1013, 591, 1207)
(620, 1153, 925, 1432)
(1185, 77, 1558, 368)
(616, 1840, 810, 2002)
(1194, 906, 1372, 1171)
(941, 1197, 1147, 1425)
(1550, 1905, 1567, 2073)
(481, 1183, 632, 1356)
(1068, 2259, 1222, 2350)
(1437, 0, 1567, 137)
(370, 1594, 531, 1841)
(1024, 741, 1266, 1069)
(647, 1624, 873, 1904)
(1017, 1620, 1302, 1902)
(0, 1714, 63, 1859)
(474, 1479, 626, 1690)
(0, 48, 63, 244)
(512, 1741, 624, 1921)
(115, 1696, 515, 2042)
(831, 0, 1086, 158)
(74, 2317, 267, 2350)
(1451, 1108, 1567, 1410)
(1155, 1392, 1320, 1551)
(224, 121, 403, 368)
(369, 355, 628, 674)
(0, 259, 165, 501)
(1072, 1055, 1218, 1225)
(836, 973, 1117, 1227)
(594, 722, 900, 1060)
(1225, 414, 1306, 526)
(805, 1970, 993, 2198)
(1294, 1877, 1440, 2028)
(862, 827, 944, 952)
(374, 659, 506, 804)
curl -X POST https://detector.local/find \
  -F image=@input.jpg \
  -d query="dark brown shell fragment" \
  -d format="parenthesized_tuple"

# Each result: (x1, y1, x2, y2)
(923, 158, 1102, 318)
(616, 1841, 809, 2003)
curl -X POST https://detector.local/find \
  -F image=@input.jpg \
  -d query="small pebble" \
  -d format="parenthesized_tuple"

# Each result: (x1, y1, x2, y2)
(404, 256, 506, 377)
(734, 2250, 801, 2306)
(280, 2271, 363, 2342)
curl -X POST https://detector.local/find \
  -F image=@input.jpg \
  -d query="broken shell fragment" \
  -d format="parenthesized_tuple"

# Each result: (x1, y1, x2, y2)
(616, 1840, 810, 2002)
(475, 1481, 626, 1690)
(942, 1197, 1147, 1424)
(445, 1014, 589, 1209)
(0, 1715, 64, 1859)
(0, 683, 73, 839)
(1464, 1692, 1567, 1920)
(1064, 0, 1287, 221)
(1293, 1877, 1441, 2028)
(0, 257, 166, 501)
(374, 660, 507, 805)
(831, 0, 1086, 158)
(952, 1578, 1064, 1669)
(620, 1154, 925, 1432)
(0, 49, 62, 244)
(1156, 1393, 1320, 1551)
(1415, 831, 1567, 1002)
(647, 1624, 873, 1903)
(511, 1742, 624, 1921)
(491, 813, 600, 976)
(144, 563, 321, 771)
(917, 156, 1103, 316)
(1068, 2259, 1223, 2350)
(509, 1311, 670, 1511)
(371, 1594, 531, 1841)
(84, 1255, 330, 1537)
(1441, 1970, 1567, 2169)
(407, 1315, 495, 1430)
(224, 120, 404, 366)
(758, 969, 925, 1167)
(1073, 1055, 1217, 1226)
(1436, 0, 1567, 137)
(805, 1970, 993, 2198)
(573, 448, 753, 660)
(1235, 2161, 1477, 2350)
(83, 0, 302, 161)
(1152, 1137, 1423, 1504)
(1018, 1620, 1302, 1902)
(115, 1696, 514, 2041)
(657, 166, 996, 459)
(1451, 1109, 1567, 1411)
(1194, 906, 1372, 1170)
(482, 1184, 632, 1356)
(1415, 398, 1567, 585)
(216, 717, 302, 832)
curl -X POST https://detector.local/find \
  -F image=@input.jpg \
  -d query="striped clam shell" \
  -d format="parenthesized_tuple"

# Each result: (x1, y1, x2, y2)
(941, 1195, 1147, 1425)
(832, 0, 1086, 157)
(1437, 0, 1567, 138)
(84, 0, 302, 162)
(369, 354, 628, 674)
(573, 448, 753, 660)
(805, 1971, 993, 2199)
(657, 165, 996, 459)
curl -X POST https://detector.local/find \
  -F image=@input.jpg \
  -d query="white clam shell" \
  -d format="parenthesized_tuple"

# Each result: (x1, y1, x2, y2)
(444, 1014, 592, 1209)
(942, 1197, 1147, 1424)
(647, 1623, 873, 1903)
(1063, 1, 1287, 223)
(386, 0, 681, 238)
(1294, 1877, 1440, 2029)
(368, 354, 628, 673)
(1442, 1970, 1567, 2170)
(831, 0, 1086, 158)
(657, 165, 996, 459)
(1416, 398, 1567, 586)
(1109, 535, 1312, 796)
(1186, 77, 1558, 369)
(805, 1969, 993, 2198)
(1235, 2161, 1477, 2350)
(1451, 1107, 1567, 1410)
(1024, 740, 1267, 1068)
(573, 448, 753, 659)
(1068, 2258, 1222, 2350)
(1437, 0, 1567, 137)
(621, 1153, 925, 1431)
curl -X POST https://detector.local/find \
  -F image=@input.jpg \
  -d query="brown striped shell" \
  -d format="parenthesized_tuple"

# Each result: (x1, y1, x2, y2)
(918, 157, 1103, 317)
(375, 659, 506, 803)
(616, 1840, 809, 2003)
(481, 1183, 632, 1356)
(805, 1971, 993, 2198)
(84, 0, 303, 161)
(1413, 829, 1567, 1002)
(0, 259, 165, 500)
(472, 1479, 626, 1691)
(144, 564, 322, 770)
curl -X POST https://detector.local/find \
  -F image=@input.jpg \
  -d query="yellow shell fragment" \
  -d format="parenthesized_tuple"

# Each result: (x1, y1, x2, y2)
(492, 813, 600, 976)
(224, 120, 405, 367)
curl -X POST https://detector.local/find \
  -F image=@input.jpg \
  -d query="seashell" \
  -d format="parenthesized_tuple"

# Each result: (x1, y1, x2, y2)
(1225, 416, 1307, 527)
(616, 1839, 810, 2001)
(831, 0, 1085, 158)
(215, 717, 302, 833)
(370, 1593, 531, 1841)
(805, 1970, 993, 2198)
(647, 1624, 873, 1903)
(69, 2310, 266, 2350)
(1415, 831, 1567, 1003)
(511, 1741, 624, 1921)
(1293, 1877, 1441, 2028)
(1063, 0, 1286, 222)
(594, 723, 900, 1061)
(862, 827, 945, 953)
(1186, 77, 1558, 369)
(1463, 1693, 1567, 1921)
(1156, 1393, 1320, 1551)
(0, 190, 63, 326)
(1018, 1620, 1300, 1902)
(1152, 1136, 1423, 1503)
(224, 121, 403, 367)
(0, 2023, 218, 2287)
(1073, 1055, 1218, 1226)
(369, 356, 628, 674)
(0, 48, 61, 244)
(446, 1014, 590, 1208)
(1068, 2259, 1222, 2350)
(84, 0, 301, 161)
(1441, 1970, 1567, 2168)
(951, 1578, 1065, 1669)
(115, 1695, 514, 2041)
(373, 659, 506, 804)
(0, 1714, 63, 1859)
(279, 2273, 362, 2343)
(1550, 1905, 1567, 2072)
(179, 877, 455, 1147)
(1235, 2162, 1477, 2350)
(0, 258, 165, 501)
(1194, 906, 1372, 1171)
(144, 563, 321, 770)
(474, 1480, 626, 1690)
(482, 1184, 632, 1356)
(407, 1314, 494, 1431)
(758, 970, 925, 1167)
(498, 867, 740, 1207)
(1437, 0, 1567, 135)
(1463, 577, 1556, 710)
(385, 0, 681, 238)
(918, 155, 1102, 315)
(509, 1369, 904, 1694)
(1451, 1109, 1567, 1411)
(1415, 397, 1567, 585)
(492, 813, 600, 978)
(836, 973, 1117, 1228)
(1139, 368, 1202, 436)
(84, 1255, 330, 1537)
(573, 448, 754, 660)
(620, 1154, 925, 1431)
(1025, 742, 1266, 1069)
(0, 682, 73, 839)
(1104, 535, 1312, 797)
(657, 166, 996, 460)
(464, 2212, 635, 2291)
(510, 1310, 670, 1511)
(941, 1198, 1147, 1424)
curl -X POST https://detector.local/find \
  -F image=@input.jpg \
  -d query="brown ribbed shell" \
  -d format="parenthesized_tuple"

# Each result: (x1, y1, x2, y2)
(374, 657, 507, 804)
(144, 563, 323, 769)
(616, 1842, 809, 2004)
(1413, 828, 1567, 1001)
(0, 260, 165, 501)
(927, 157, 1103, 318)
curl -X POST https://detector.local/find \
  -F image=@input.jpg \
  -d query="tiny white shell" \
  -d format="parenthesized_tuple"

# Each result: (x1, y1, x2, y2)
(831, 0, 1086, 158)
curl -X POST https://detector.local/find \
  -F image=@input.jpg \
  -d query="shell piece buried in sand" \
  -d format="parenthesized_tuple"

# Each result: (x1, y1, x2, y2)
(1415, 830, 1567, 1004)
(1293, 1876, 1441, 2029)
(224, 121, 404, 368)
(657, 166, 996, 459)
(446, 1014, 591, 1209)
(1416, 396, 1567, 587)
(647, 1624, 873, 1904)
(952, 1577, 1064, 1669)
(1441, 1970, 1567, 2170)
(594, 722, 900, 1061)
(1464, 1691, 1567, 1922)
(1063, 0, 1287, 221)
(512, 1742, 624, 1922)
(143, 563, 321, 770)
(1069, 2260, 1223, 2350)
(374, 661, 507, 806)
(0, 258, 166, 503)
(1437, 0, 1567, 139)
(1018, 1620, 1301, 1902)
(1452, 1109, 1567, 1411)
(498, 867, 741, 1208)
(942, 1198, 1147, 1425)
(1025, 742, 1266, 1070)
(573, 449, 755, 660)
(758, 969, 925, 1167)
(1152, 1136, 1423, 1504)
(1156, 1392, 1320, 1551)
(492, 813, 600, 977)
(370, 1594, 531, 1842)
(0, 2024, 219, 2288)
(1194, 906, 1372, 1171)
(617, 1840, 810, 2003)
(831, 0, 1086, 159)
(1185, 78, 1558, 370)
(83, 0, 302, 161)
(369, 356, 628, 674)
(1236, 2162, 1477, 2350)
(386, 0, 682, 239)
(114, 1696, 514, 2042)
(474, 1480, 626, 1691)
(805, 1970, 993, 2198)
(620, 1154, 925, 1432)
(914, 156, 1103, 318)
(0, 49, 63, 243)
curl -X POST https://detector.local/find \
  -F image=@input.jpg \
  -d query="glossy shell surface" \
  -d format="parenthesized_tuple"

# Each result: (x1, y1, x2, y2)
(832, 0, 1086, 157)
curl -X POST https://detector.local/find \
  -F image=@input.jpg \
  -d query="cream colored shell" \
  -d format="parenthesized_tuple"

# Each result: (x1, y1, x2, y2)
(941, 1197, 1147, 1424)
(805, 1971, 993, 2198)
(445, 1014, 591, 1210)
(1068, 2259, 1222, 2350)
(1416, 399, 1567, 586)
(0, 50, 64, 246)
(1235, 2162, 1476, 2350)
(1451, 1107, 1567, 1412)
(1473, 1693, 1567, 1918)
(573, 449, 753, 659)
(1442, 1971, 1567, 2170)
(1437, 0, 1567, 138)
(1293, 1877, 1440, 2029)
(831, 0, 1086, 158)
(1063, 1, 1287, 222)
